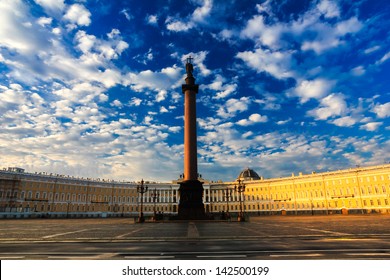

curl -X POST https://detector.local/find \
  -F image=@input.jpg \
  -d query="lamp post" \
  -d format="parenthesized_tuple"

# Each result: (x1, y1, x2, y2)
(66, 201, 71, 218)
(151, 188, 160, 221)
(137, 179, 148, 223)
(234, 179, 246, 222)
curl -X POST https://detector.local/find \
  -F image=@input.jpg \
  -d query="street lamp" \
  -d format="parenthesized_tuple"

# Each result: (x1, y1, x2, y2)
(234, 179, 246, 222)
(151, 188, 160, 221)
(137, 179, 148, 223)
(66, 201, 71, 218)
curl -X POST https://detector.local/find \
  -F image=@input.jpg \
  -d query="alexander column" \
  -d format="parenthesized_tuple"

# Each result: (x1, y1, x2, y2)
(178, 56, 205, 219)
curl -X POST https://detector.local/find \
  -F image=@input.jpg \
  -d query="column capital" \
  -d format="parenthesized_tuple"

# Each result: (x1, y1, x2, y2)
(182, 84, 199, 94)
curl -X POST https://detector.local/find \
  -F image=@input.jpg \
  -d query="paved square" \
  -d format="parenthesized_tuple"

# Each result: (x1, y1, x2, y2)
(1, 215, 390, 259)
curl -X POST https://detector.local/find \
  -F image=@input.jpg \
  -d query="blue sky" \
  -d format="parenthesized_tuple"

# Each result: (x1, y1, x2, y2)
(0, 0, 389, 182)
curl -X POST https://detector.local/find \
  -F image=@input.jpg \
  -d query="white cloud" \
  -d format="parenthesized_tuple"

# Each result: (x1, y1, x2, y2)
(35, 0, 65, 15)
(165, 0, 213, 32)
(192, 0, 212, 23)
(64, 4, 91, 27)
(37, 17, 53, 26)
(236, 113, 268, 126)
(133, 48, 154, 65)
(236, 48, 294, 79)
(360, 122, 383, 131)
(240, 15, 283, 49)
(160, 106, 169, 113)
(1, 0, 128, 88)
(364, 45, 381, 54)
(276, 118, 291, 125)
(293, 78, 335, 103)
(350, 65, 365, 76)
(124, 65, 182, 92)
(129, 97, 142, 106)
(120, 9, 133, 21)
(0, 22, 128, 87)
(156, 90, 168, 102)
(300, 17, 363, 54)
(217, 97, 251, 118)
(205, 74, 237, 99)
(110, 99, 123, 108)
(332, 116, 357, 127)
(308, 93, 347, 120)
(146, 15, 158, 26)
(166, 19, 193, 32)
(53, 82, 106, 107)
(376, 51, 390, 65)
(372, 102, 390, 118)
(335, 17, 363, 36)
(0, 0, 49, 55)
(75, 30, 96, 53)
(317, 0, 340, 18)
(239, 1, 361, 55)
(52, 27, 61, 35)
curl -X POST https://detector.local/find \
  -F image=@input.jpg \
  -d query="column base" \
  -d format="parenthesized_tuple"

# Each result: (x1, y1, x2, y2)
(178, 180, 206, 220)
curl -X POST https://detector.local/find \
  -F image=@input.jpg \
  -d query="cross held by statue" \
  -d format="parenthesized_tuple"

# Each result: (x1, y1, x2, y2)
(186, 56, 193, 64)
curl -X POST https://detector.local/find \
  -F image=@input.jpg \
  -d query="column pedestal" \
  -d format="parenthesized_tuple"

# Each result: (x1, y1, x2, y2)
(178, 180, 206, 220)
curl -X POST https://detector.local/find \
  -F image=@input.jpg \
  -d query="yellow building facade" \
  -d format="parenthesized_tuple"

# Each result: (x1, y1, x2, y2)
(0, 167, 179, 218)
(208, 164, 390, 216)
(1, 164, 390, 218)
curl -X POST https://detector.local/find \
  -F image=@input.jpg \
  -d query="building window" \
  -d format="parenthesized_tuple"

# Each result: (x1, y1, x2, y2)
(35, 192, 40, 199)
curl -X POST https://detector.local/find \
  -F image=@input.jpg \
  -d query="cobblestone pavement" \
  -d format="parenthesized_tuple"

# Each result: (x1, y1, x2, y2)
(1, 215, 390, 259)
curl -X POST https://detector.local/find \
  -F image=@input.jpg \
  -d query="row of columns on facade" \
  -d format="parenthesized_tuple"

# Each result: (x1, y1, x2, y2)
(136, 179, 247, 222)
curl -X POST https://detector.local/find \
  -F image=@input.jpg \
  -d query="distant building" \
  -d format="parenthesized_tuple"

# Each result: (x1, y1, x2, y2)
(208, 165, 390, 216)
(0, 168, 178, 218)
(1, 164, 390, 218)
